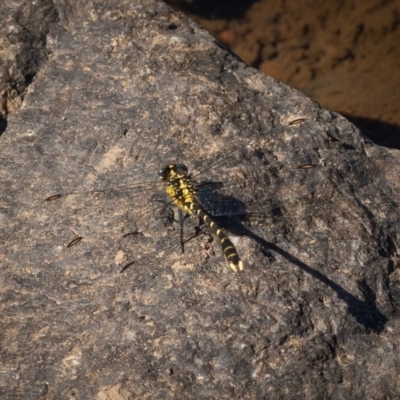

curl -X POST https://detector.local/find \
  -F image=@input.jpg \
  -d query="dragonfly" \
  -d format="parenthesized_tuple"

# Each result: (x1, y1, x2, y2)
(43, 127, 397, 272)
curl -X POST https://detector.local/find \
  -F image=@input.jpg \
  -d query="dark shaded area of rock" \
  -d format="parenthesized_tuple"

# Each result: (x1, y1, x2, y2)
(1, 0, 400, 399)
(0, 0, 58, 116)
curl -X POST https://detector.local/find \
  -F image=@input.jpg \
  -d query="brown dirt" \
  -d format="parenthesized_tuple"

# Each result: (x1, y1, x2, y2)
(167, 0, 400, 148)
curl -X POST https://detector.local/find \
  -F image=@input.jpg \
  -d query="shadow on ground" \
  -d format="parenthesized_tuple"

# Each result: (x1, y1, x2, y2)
(165, 0, 258, 20)
(219, 216, 389, 334)
(344, 114, 400, 150)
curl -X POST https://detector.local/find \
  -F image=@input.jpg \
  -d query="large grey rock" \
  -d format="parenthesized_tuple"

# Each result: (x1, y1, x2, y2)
(1, 0, 399, 398)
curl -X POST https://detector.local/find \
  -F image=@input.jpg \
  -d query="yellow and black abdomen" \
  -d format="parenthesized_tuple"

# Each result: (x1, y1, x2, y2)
(190, 202, 244, 272)
(158, 164, 244, 272)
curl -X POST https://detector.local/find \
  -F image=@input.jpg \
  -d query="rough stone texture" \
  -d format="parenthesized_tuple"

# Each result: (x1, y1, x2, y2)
(1, 0, 400, 399)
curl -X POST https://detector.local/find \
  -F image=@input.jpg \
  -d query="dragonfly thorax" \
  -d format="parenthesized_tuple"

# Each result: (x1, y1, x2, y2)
(160, 164, 198, 214)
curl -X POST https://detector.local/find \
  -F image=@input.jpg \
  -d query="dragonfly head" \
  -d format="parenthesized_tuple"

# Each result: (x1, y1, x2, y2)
(158, 164, 189, 181)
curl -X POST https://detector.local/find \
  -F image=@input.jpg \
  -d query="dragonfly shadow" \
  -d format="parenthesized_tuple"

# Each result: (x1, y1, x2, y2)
(212, 195, 388, 334)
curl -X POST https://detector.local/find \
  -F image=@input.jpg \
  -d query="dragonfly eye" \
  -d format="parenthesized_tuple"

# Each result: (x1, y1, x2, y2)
(174, 164, 188, 176)
(158, 167, 169, 181)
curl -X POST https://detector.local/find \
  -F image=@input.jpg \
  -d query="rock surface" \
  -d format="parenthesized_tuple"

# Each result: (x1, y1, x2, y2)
(1, 0, 400, 399)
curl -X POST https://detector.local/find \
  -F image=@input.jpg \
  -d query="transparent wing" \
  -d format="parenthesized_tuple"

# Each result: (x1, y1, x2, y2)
(42, 146, 397, 269)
